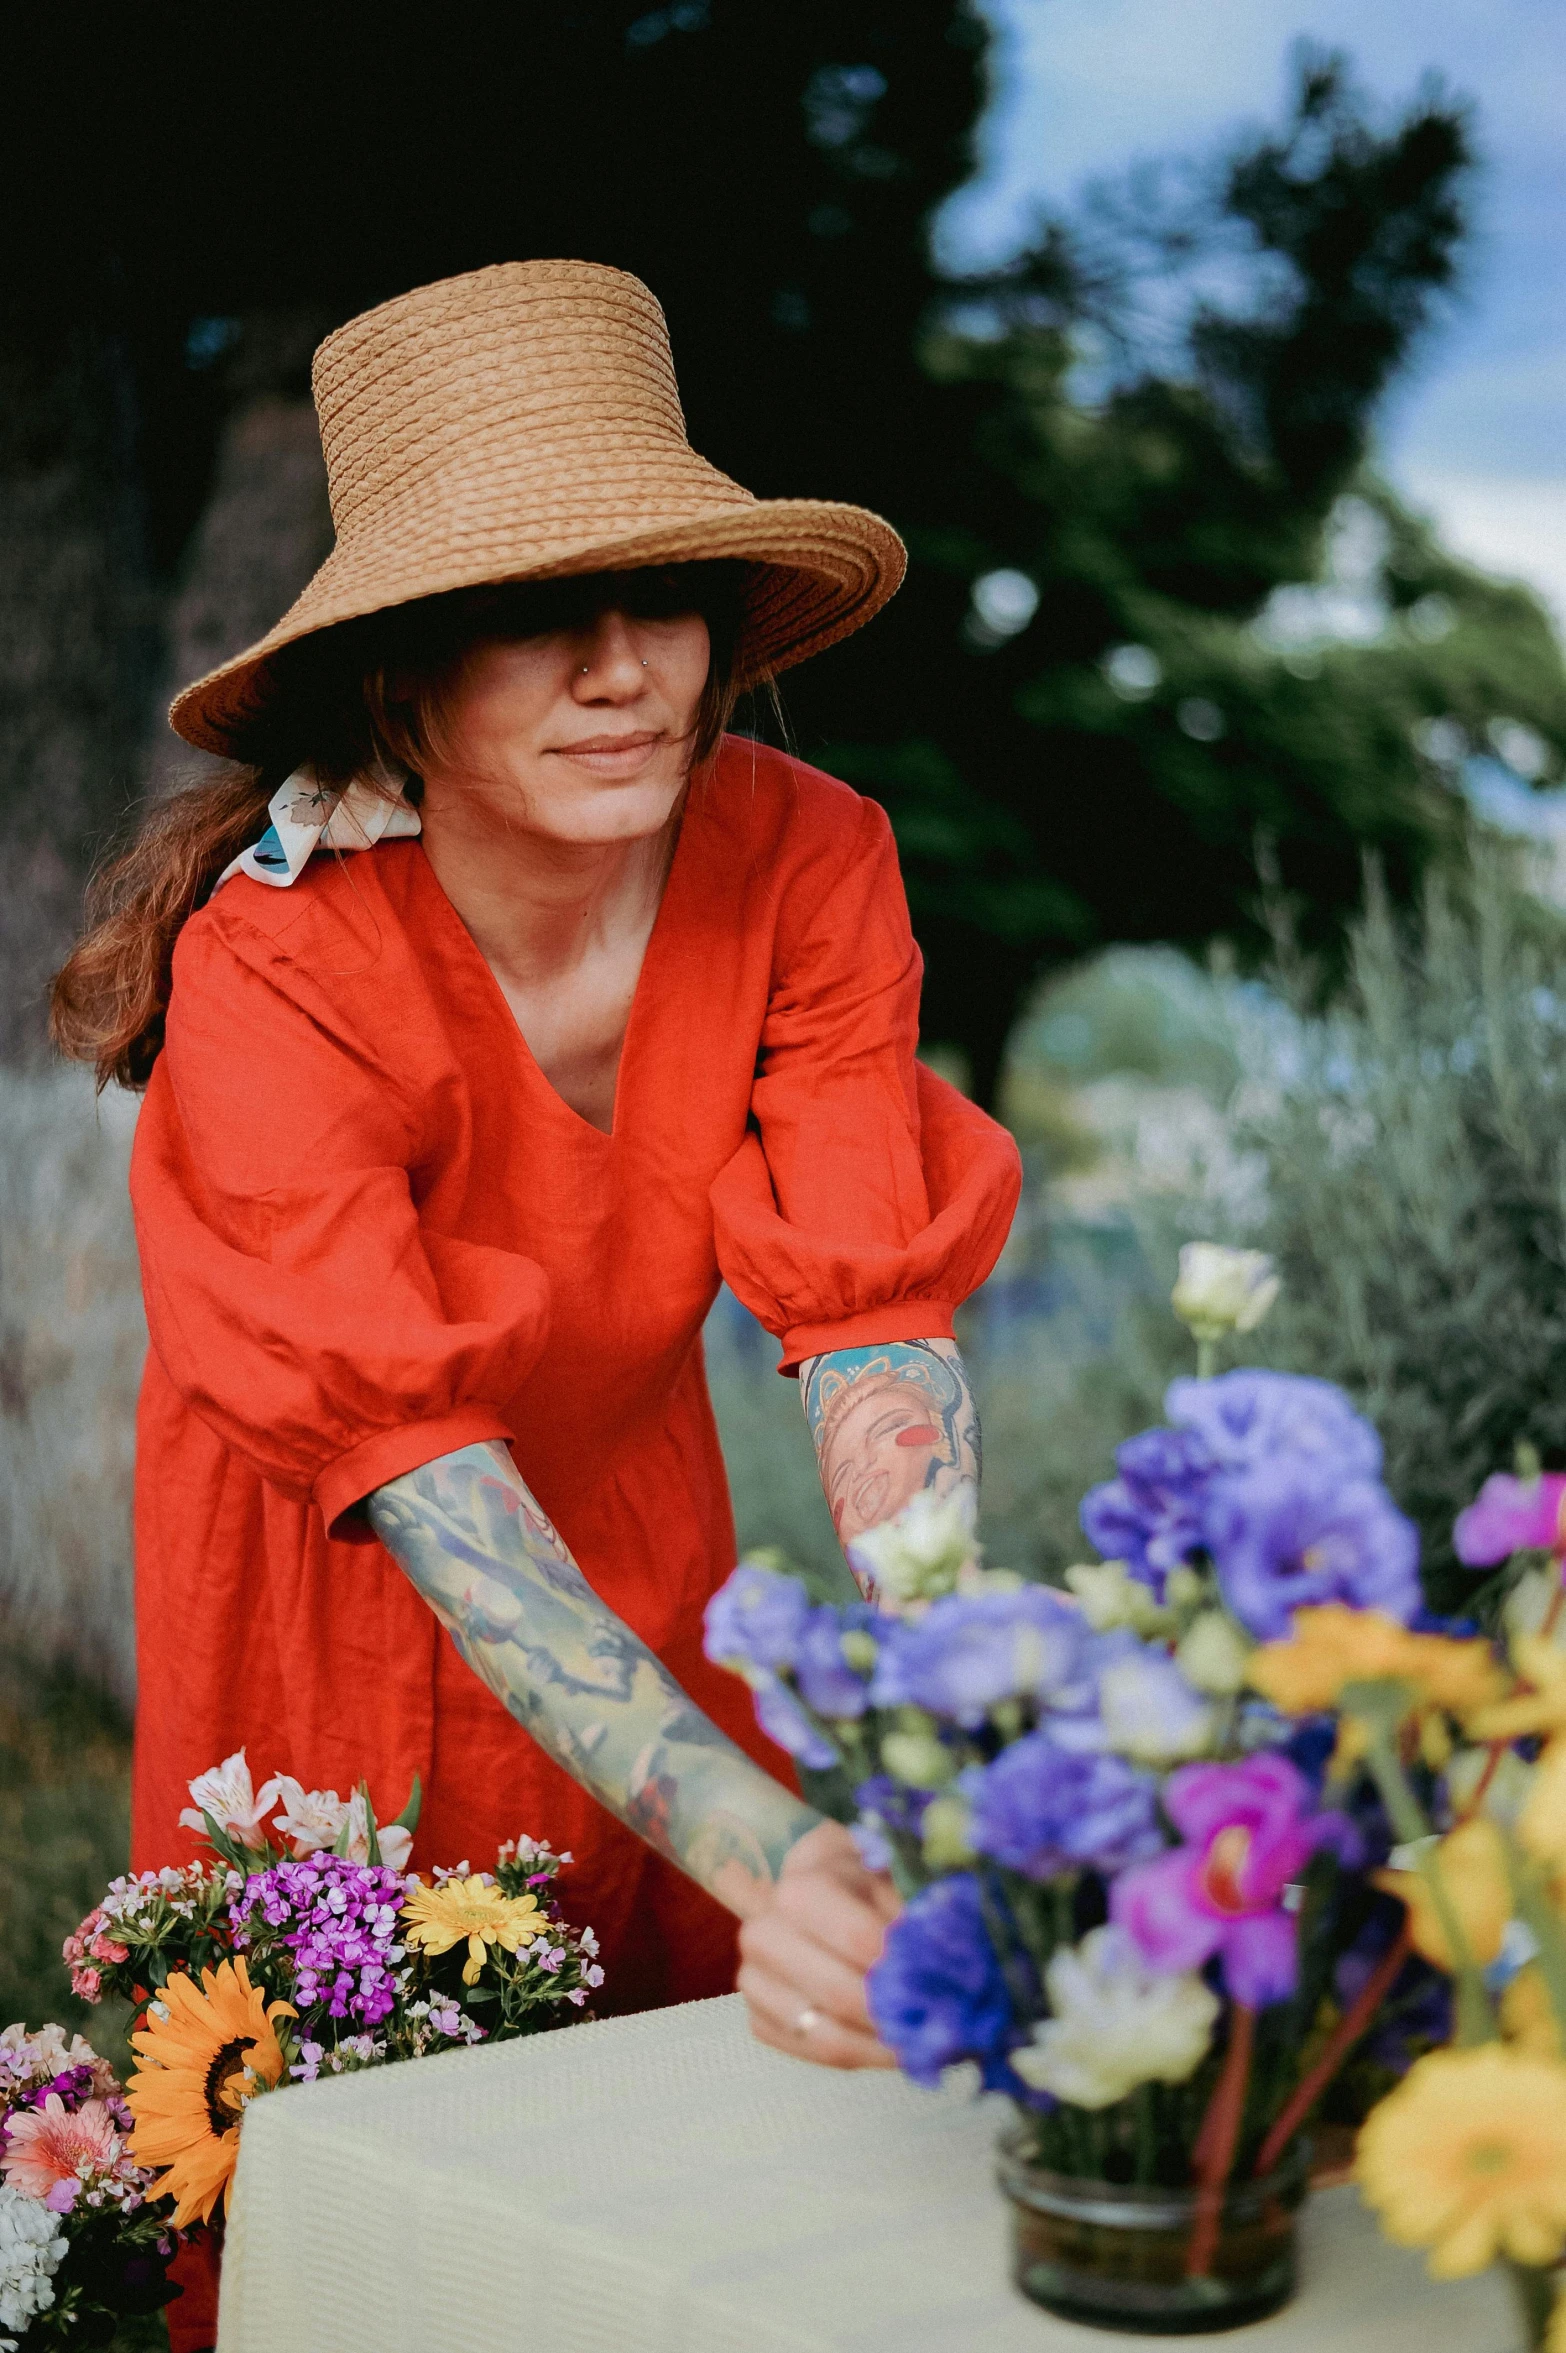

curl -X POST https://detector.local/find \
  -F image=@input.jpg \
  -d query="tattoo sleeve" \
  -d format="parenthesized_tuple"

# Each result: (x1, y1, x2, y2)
(366, 1442, 821, 1916)
(798, 1338, 981, 1591)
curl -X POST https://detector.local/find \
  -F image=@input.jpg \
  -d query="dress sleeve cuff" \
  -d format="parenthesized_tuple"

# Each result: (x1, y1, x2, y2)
(776, 1302, 958, 1378)
(314, 1408, 518, 1542)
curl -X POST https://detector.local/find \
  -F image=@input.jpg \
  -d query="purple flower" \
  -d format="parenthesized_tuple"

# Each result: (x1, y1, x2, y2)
(750, 1674, 839, 1770)
(1453, 1472, 1566, 1567)
(866, 1873, 1018, 2088)
(1201, 1461, 1420, 1639)
(231, 1855, 411, 2030)
(792, 1605, 876, 1720)
(1079, 1425, 1212, 1591)
(703, 1561, 812, 1675)
(1166, 1370, 1382, 1483)
(1110, 1755, 1353, 2007)
(965, 1732, 1163, 1879)
(868, 1586, 1088, 1727)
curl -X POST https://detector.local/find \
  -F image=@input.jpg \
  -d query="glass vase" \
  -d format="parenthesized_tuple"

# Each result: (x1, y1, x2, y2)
(996, 2124, 1309, 2336)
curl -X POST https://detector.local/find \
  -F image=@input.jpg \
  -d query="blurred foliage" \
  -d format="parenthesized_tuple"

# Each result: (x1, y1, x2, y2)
(0, 1629, 134, 2069)
(3, 9, 1563, 1092)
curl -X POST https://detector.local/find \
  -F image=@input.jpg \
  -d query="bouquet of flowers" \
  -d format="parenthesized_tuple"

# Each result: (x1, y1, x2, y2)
(0, 1757, 603, 2343)
(0, 2026, 175, 2349)
(704, 1246, 1501, 2331)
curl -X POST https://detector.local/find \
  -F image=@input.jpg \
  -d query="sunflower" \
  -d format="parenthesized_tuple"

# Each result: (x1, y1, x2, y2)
(1356, 2044, 1566, 2277)
(401, 1875, 549, 1985)
(125, 1958, 293, 2228)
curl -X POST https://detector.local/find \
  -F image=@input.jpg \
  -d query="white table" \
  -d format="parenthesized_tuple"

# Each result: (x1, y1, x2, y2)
(218, 1993, 1519, 2352)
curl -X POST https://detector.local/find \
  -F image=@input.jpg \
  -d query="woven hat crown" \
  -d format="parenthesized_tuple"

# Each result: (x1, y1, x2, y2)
(168, 258, 905, 754)
(314, 260, 737, 547)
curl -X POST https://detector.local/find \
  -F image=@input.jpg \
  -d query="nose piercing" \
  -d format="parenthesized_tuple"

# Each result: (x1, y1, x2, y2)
(641, 659, 648, 668)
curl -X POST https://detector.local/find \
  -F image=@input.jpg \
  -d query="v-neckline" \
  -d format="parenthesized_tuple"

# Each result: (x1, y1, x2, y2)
(414, 798, 695, 1145)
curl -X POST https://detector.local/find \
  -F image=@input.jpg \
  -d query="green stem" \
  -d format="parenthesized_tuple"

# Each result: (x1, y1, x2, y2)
(1506, 2259, 1556, 2350)
(1134, 2083, 1159, 2187)
(1506, 1856, 1566, 2050)
(1364, 1731, 1495, 2047)
(1196, 1337, 1218, 1381)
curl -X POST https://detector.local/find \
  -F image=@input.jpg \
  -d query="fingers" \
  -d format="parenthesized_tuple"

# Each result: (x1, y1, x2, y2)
(741, 1906, 881, 2034)
(737, 1958, 897, 2071)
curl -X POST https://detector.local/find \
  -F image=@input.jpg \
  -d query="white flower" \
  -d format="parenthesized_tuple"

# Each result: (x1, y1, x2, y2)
(0, 2183, 68, 2342)
(178, 1749, 283, 1847)
(848, 1489, 979, 1608)
(1012, 1927, 1219, 2108)
(1176, 1610, 1254, 1696)
(1064, 1560, 1169, 1635)
(1097, 1650, 1214, 1765)
(1171, 1243, 1280, 1342)
(270, 1777, 349, 1856)
(341, 1787, 413, 1872)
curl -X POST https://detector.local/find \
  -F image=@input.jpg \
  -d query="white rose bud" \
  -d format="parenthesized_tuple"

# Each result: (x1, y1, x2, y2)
(1065, 1560, 1169, 1635)
(848, 1489, 979, 1610)
(1171, 1243, 1280, 1343)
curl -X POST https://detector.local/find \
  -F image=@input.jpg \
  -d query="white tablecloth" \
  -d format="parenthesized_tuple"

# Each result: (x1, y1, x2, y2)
(218, 1993, 1518, 2352)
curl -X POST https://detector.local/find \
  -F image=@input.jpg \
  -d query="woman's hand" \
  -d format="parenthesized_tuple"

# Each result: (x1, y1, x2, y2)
(736, 1820, 903, 2070)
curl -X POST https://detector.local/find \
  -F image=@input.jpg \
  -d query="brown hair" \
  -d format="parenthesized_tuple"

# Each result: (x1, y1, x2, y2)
(51, 562, 749, 1091)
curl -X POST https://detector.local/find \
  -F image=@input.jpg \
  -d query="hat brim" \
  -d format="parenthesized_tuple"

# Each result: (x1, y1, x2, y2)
(168, 497, 906, 757)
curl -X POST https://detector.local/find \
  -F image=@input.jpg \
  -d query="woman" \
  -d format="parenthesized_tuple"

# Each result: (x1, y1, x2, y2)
(54, 261, 1019, 2087)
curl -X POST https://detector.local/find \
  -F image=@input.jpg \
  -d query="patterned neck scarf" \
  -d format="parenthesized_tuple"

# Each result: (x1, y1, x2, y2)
(215, 766, 421, 892)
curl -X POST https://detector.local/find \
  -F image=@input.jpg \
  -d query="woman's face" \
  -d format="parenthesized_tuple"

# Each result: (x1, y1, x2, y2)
(418, 586, 711, 847)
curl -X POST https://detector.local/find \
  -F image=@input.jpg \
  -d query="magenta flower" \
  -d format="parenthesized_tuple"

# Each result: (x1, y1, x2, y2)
(1110, 1756, 1354, 2007)
(1453, 1472, 1566, 1568)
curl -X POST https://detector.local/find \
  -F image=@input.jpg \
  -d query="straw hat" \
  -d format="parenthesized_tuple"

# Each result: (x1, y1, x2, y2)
(169, 259, 907, 755)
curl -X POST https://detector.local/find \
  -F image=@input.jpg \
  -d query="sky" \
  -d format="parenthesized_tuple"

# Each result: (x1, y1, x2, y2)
(938, 0, 1566, 627)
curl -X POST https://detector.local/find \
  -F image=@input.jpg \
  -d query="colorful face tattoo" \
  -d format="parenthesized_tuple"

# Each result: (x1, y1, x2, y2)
(215, 767, 421, 892)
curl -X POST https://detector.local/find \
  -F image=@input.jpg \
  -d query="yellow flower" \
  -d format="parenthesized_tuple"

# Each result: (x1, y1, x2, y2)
(1518, 1737, 1566, 1872)
(125, 1958, 293, 2229)
(1356, 2044, 1566, 2277)
(1248, 1605, 1504, 1717)
(1470, 1638, 1566, 1745)
(1373, 1817, 1511, 1970)
(1502, 1966, 1563, 2059)
(401, 1875, 549, 1985)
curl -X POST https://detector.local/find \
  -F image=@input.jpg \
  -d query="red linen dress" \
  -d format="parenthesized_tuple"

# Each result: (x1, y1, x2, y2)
(128, 738, 1021, 2007)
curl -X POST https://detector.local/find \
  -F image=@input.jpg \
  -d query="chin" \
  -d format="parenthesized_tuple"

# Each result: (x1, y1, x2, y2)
(539, 776, 687, 843)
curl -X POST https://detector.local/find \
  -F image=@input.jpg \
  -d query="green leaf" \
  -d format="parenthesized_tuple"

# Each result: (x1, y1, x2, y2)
(200, 1808, 251, 1874)
(357, 1779, 383, 1867)
(389, 1772, 423, 1835)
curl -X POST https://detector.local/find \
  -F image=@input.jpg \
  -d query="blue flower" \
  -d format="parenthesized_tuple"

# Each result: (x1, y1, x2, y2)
(866, 1873, 1018, 2087)
(1079, 1424, 1213, 1591)
(703, 1561, 812, 1675)
(792, 1605, 874, 1720)
(965, 1731, 1163, 1880)
(1201, 1461, 1420, 1639)
(1166, 1369, 1382, 1483)
(868, 1586, 1088, 1727)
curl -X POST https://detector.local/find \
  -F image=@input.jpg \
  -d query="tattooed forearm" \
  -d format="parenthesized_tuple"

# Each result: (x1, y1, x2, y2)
(366, 1442, 821, 1917)
(798, 1338, 981, 1582)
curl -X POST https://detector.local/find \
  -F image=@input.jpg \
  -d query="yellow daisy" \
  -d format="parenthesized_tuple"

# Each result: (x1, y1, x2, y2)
(401, 1875, 549, 1985)
(1373, 1817, 1511, 1970)
(1501, 1966, 1563, 2059)
(1356, 2044, 1566, 2278)
(125, 1958, 293, 2228)
(1248, 1606, 1504, 1718)
(1468, 1636, 1566, 1745)
(1518, 1737, 1566, 1871)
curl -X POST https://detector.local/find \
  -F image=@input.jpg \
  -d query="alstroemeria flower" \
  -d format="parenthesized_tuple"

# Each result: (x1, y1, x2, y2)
(1013, 1926, 1219, 2108)
(1111, 1754, 1355, 2006)
(178, 1749, 283, 1849)
(1454, 1472, 1566, 1568)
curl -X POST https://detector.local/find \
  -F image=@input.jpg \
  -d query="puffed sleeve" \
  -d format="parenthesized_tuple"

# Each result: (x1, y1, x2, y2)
(131, 908, 550, 1540)
(710, 791, 1021, 1371)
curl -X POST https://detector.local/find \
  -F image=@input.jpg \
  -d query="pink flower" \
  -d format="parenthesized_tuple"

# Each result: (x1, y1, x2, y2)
(1110, 1756, 1356, 2007)
(68, 1966, 103, 2003)
(1, 2094, 123, 2201)
(1453, 1472, 1566, 1568)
